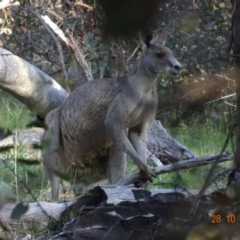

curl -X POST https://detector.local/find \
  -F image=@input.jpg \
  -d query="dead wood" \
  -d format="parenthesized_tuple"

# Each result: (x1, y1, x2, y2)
(0, 48, 68, 118)
(41, 15, 93, 87)
(0, 153, 232, 238)
(0, 201, 72, 240)
(147, 120, 196, 163)
(0, 187, 215, 239)
(0, 128, 43, 149)
(0, 123, 195, 165)
(48, 186, 240, 240)
(116, 153, 233, 186)
(1, 186, 239, 240)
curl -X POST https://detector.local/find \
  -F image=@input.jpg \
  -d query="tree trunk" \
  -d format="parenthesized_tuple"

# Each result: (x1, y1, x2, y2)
(232, 0, 240, 167)
(0, 48, 68, 118)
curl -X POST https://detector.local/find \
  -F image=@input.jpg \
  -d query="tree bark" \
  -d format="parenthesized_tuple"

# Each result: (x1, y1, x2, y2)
(0, 201, 72, 240)
(0, 186, 216, 240)
(1, 186, 238, 240)
(0, 48, 68, 118)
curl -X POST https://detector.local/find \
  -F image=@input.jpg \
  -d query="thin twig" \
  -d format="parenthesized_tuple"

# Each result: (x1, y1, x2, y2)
(127, 44, 141, 64)
(190, 123, 236, 216)
(224, 101, 236, 108)
(67, 34, 93, 81)
(147, 149, 157, 161)
(209, 166, 236, 185)
(197, 56, 230, 64)
(14, 131, 19, 201)
(117, 154, 233, 186)
(76, 1, 93, 10)
(40, 14, 93, 82)
(229, 200, 240, 212)
(206, 93, 236, 104)
(215, 74, 235, 82)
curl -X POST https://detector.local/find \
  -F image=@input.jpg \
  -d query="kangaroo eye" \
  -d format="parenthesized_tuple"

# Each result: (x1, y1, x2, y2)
(157, 52, 165, 58)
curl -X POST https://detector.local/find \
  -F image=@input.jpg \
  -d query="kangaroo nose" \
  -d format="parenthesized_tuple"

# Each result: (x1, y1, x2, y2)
(174, 64, 182, 72)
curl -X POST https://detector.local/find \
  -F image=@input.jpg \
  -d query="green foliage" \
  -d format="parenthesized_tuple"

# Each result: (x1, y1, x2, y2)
(83, 32, 109, 77)
(0, 161, 48, 201)
(0, 92, 32, 130)
(0, 148, 48, 201)
(126, 104, 234, 191)
(0, 93, 48, 201)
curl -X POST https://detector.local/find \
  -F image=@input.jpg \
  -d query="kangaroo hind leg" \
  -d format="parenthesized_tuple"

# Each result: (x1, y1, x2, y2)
(42, 108, 65, 201)
(107, 145, 126, 184)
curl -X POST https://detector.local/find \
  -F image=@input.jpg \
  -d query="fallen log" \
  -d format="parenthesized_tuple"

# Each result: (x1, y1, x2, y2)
(0, 185, 239, 240)
(0, 201, 72, 240)
(0, 153, 234, 239)
(0, 122, 196, 164)
(0, 128, 43, 148)
(147, 120, 196, 162)
(0, 48, 68, 118)
(0, 187, 216, 240)
(49, 186, 240, 240)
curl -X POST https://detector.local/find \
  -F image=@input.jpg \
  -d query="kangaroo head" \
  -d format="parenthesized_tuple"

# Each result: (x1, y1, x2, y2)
(140, 28, 181, 76)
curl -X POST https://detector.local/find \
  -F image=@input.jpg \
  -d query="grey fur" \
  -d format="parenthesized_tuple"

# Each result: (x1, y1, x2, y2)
(42, 29, 182, 200)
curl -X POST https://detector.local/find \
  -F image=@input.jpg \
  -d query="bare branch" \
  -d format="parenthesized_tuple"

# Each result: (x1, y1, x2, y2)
(76, 1, 93, 10)
(209, 167, 236, 185)
(41, 15, 93, 83)
(191, 123, 235, 215)
(206, 93, 236, 104)
(116, 154, 233, 186)
(28, 6, 69, 89)
(67, 34, 93, 81)
(41, 15, 69, 44)
(127, 43, 140, 64)
(0, 48, 68, 118)
(0, 0, 19, 9)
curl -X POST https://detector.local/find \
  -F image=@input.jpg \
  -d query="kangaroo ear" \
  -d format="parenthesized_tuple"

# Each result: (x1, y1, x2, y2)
(141, 28, 167, 48)
(150, 28, 167, 45)
(140, 29, 153, 48)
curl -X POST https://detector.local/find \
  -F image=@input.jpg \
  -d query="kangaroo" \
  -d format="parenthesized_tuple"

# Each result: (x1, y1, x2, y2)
(42, 29, 182, 200)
